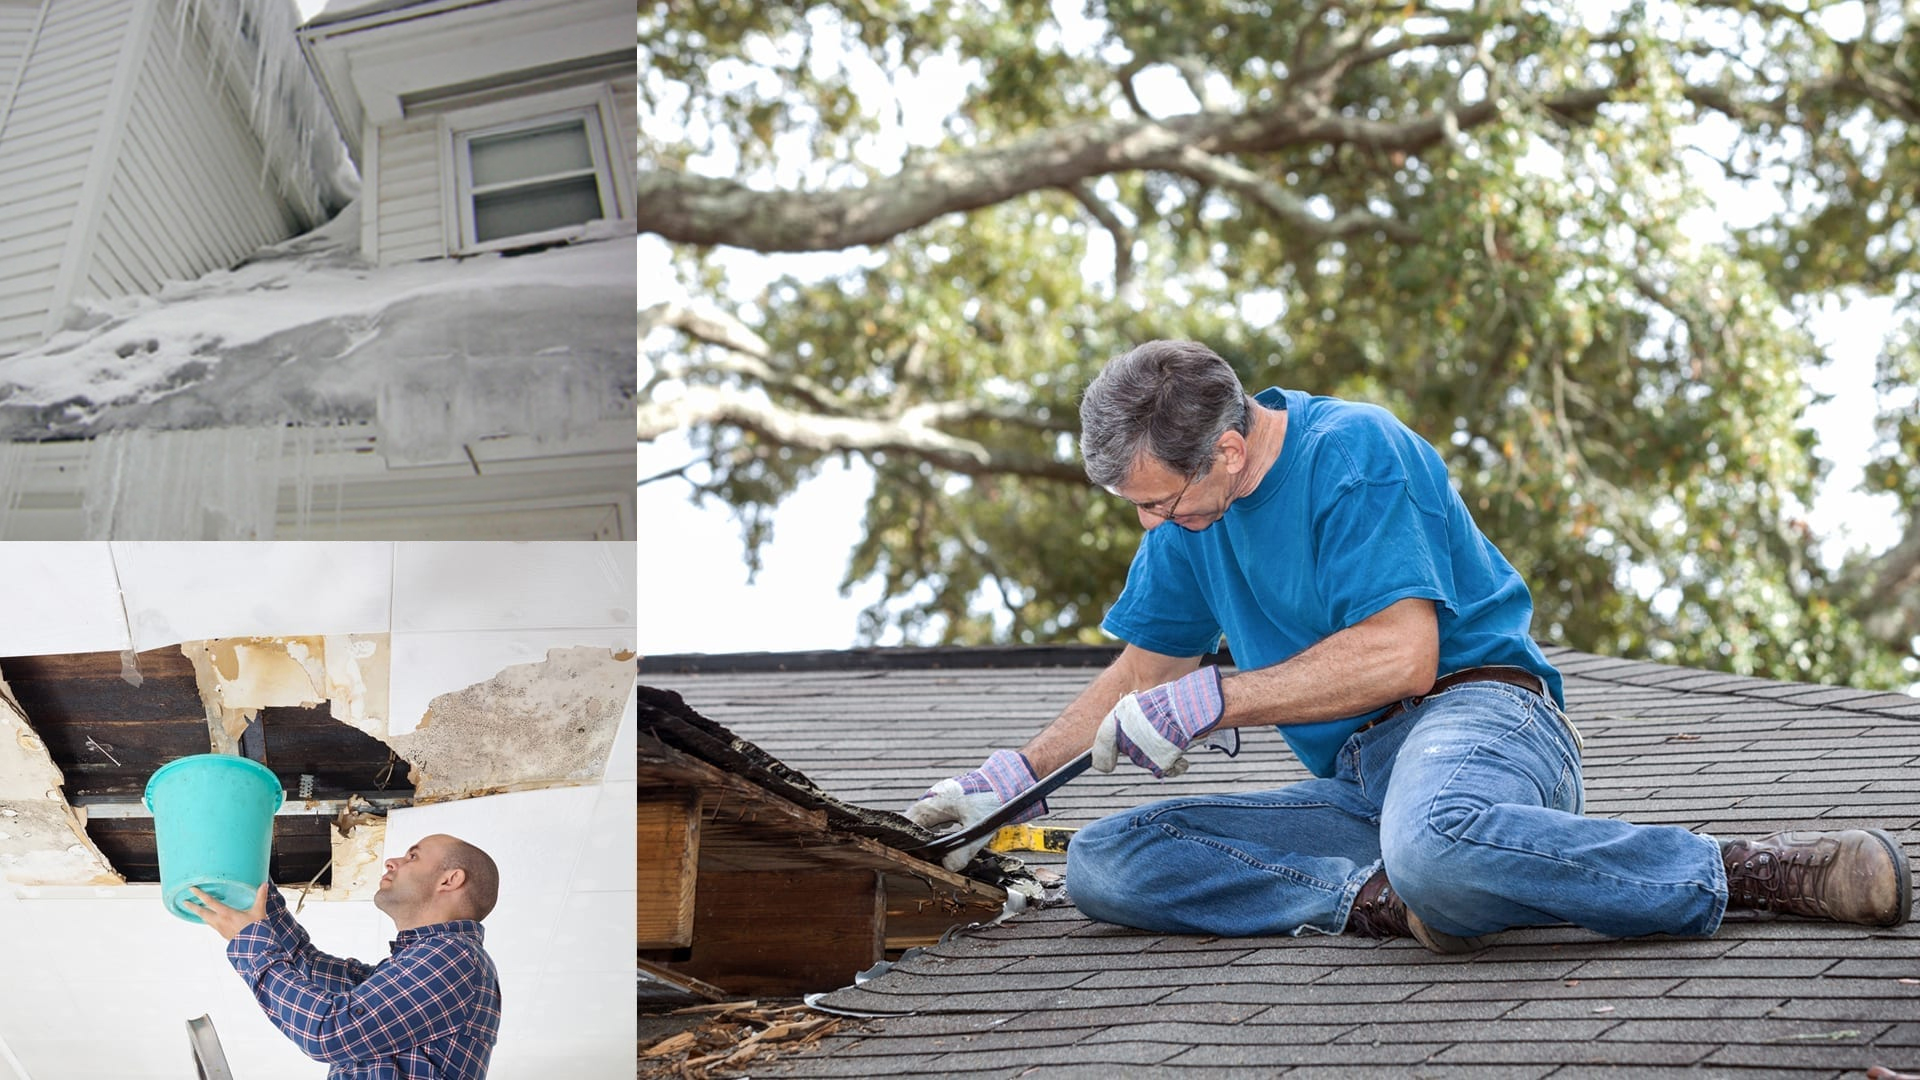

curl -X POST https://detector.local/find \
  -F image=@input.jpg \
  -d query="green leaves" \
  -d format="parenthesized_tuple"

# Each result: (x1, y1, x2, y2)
(644, 0, 1919, 685)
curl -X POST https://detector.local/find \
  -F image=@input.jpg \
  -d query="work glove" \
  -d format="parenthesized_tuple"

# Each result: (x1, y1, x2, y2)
(1092, 666, 1240, 778)
(904, 749, 1041, 873)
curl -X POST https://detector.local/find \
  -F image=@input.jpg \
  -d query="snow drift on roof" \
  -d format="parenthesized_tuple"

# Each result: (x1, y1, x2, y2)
(0, 202, 637, 465)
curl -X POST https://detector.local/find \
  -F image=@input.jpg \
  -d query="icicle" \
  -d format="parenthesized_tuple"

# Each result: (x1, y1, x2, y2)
(81, 427, 285, 538)
(176, 0, 354, 226)
(0, 440, 30, 537)
(283, 420, 353, 536)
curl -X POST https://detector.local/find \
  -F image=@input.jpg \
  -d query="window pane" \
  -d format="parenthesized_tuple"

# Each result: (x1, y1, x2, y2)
(469, 121, 593, 187)
(473, 176, 603, 242)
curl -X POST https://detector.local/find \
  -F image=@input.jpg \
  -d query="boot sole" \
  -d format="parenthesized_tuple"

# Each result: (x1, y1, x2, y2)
(1405, 908, 1486, 955)
(1864, 828, 1913, 927)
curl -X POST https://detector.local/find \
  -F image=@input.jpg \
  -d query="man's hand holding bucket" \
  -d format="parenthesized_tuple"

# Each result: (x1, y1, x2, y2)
(185, 883, 269, 941)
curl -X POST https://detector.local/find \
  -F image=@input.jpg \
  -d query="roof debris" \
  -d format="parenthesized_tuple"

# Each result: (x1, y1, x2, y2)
(639, 1000, 842, 1080)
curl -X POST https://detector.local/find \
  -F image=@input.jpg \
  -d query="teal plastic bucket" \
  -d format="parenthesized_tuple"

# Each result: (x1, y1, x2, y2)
(143, 755, 285, 923)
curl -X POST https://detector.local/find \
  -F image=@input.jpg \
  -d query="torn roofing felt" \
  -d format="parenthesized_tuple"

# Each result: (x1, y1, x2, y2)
(638, 684, 1034, 889)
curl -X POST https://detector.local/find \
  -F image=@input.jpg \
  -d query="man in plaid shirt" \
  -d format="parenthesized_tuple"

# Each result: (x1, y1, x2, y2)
(188, 834, 504, 1078)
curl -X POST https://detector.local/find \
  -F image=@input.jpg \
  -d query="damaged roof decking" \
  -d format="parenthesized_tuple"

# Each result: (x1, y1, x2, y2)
(640, 686, 1026, 997)
(0, 647, 413, 886)
(641, 646, 1920, 1078)
(2, 650, 407, 801)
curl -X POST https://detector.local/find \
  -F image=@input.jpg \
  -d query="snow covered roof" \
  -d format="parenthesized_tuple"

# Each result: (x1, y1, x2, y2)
(0, 202, 638, 467)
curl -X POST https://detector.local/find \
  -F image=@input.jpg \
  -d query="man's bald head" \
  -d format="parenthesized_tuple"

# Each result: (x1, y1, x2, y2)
(434, 836, 499, 922)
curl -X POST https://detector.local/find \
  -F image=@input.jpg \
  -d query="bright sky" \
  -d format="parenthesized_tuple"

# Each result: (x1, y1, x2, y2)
(637, 8, 1906, 658)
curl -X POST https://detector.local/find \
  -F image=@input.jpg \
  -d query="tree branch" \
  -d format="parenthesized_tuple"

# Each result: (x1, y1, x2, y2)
(1303, 29, 1479, 92)
(640, 301, 771, 359)
(1163, 146, 1421, 243)
(1855, 506, 1920, 655)
(644, 302, 860, 415)
(1065, 182, 1137, 300)
(1116, 57, 1150, 118)
(637, 85, 1621, 252)
(637, 385, 1088, 482)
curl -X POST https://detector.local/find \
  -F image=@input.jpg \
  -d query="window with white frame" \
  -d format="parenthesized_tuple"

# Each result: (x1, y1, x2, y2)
(454, 107, 615, 249)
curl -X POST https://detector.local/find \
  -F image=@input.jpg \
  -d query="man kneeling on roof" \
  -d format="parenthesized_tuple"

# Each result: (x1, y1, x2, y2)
(188, 834, 503, 1078)
(907, 340, 1910, 952)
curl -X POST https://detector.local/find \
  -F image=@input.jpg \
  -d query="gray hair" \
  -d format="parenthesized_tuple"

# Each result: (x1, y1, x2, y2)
(1079, 340, 1251, 489)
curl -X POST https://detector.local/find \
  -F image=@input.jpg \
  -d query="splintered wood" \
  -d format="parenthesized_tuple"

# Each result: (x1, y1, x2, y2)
(640, 687, 1014, 995)
(639, 1001, 841, 1079)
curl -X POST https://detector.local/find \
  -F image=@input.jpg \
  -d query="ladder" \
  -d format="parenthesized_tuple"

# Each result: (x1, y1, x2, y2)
(185, 1015, 233, 1080)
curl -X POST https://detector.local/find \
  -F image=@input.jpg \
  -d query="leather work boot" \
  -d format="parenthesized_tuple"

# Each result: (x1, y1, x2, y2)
(1346, 870, 1484, 955)
(1722, 830, 1913, 927)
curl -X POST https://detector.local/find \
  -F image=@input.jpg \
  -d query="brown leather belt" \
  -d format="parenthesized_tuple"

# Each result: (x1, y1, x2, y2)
(1357, 665, 1547, 733)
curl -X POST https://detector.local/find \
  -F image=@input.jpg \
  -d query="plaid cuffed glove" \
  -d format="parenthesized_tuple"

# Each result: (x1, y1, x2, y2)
(904, 750, 1043, 871)
(1092, 666, 1237, 778)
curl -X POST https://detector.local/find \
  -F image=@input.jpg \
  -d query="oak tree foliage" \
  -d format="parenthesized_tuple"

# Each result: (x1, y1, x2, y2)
(640, 0, 1920, 687)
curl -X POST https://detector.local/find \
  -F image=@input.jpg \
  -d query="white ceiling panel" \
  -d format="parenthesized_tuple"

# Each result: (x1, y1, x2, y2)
(542, 888, 634, 974)
(391, 542, 635, 633)
(498, 970, 635, 1079)
(567, 782, 634, 894)
(383, 785, 601, 905)
(387, 627, 635, 736)
(0, 543, 130, 656)
(114, 542, 393, 651)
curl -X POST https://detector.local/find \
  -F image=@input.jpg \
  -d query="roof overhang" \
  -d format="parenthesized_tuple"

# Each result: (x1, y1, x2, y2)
(640, 686, 1033, 998)
(297, 0, 635, 164)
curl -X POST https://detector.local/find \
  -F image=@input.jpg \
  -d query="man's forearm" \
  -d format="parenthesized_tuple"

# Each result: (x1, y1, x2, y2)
(1021, 646, 1201, 773)
(1217, 597, 1439, 730)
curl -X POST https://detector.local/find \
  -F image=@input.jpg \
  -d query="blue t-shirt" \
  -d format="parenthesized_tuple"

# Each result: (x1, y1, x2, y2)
(1101, 387, 1564, 777)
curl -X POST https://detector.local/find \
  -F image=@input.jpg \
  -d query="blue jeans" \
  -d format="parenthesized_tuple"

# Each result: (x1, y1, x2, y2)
(1066, 682, 1729, 939)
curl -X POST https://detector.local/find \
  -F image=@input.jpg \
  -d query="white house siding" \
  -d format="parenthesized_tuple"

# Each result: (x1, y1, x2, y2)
(0, 2, 40, 91)
(82, 0, 300, 305)
(374, 117, 447, 264)
(0, 0, 132, 354)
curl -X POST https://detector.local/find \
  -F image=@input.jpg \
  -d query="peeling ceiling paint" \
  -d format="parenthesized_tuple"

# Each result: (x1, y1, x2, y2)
(0, 674, 122, 887)
(182, 634, 390, 747)
(393, 646, 633, 802)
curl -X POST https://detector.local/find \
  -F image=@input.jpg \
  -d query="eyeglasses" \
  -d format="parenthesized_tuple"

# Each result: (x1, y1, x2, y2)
(1124, 449, 1224, 525)
(1131, 472, 1198, 522)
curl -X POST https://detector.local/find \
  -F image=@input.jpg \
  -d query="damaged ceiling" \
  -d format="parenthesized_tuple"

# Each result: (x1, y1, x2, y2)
(0, 541, 637, 902)
(1, 639, 634, 896)
(0, 638, 629, 891)
(0, 643, 408, 893)
(0, 541, 638, 1080)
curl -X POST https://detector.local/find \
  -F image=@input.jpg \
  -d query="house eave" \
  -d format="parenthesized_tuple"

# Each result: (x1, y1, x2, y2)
(297, 0, 633, 166)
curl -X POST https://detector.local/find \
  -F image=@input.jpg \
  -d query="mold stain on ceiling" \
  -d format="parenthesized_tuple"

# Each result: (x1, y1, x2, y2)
(394, 645, 637, 802)
(0, 639, 633, 891)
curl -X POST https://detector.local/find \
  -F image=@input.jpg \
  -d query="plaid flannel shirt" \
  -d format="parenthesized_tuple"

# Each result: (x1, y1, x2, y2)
(226, 887, 502, 1079)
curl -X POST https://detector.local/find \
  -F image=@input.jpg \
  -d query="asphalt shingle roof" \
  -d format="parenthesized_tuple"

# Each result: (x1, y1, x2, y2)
(642, 645, 1920, 1078)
